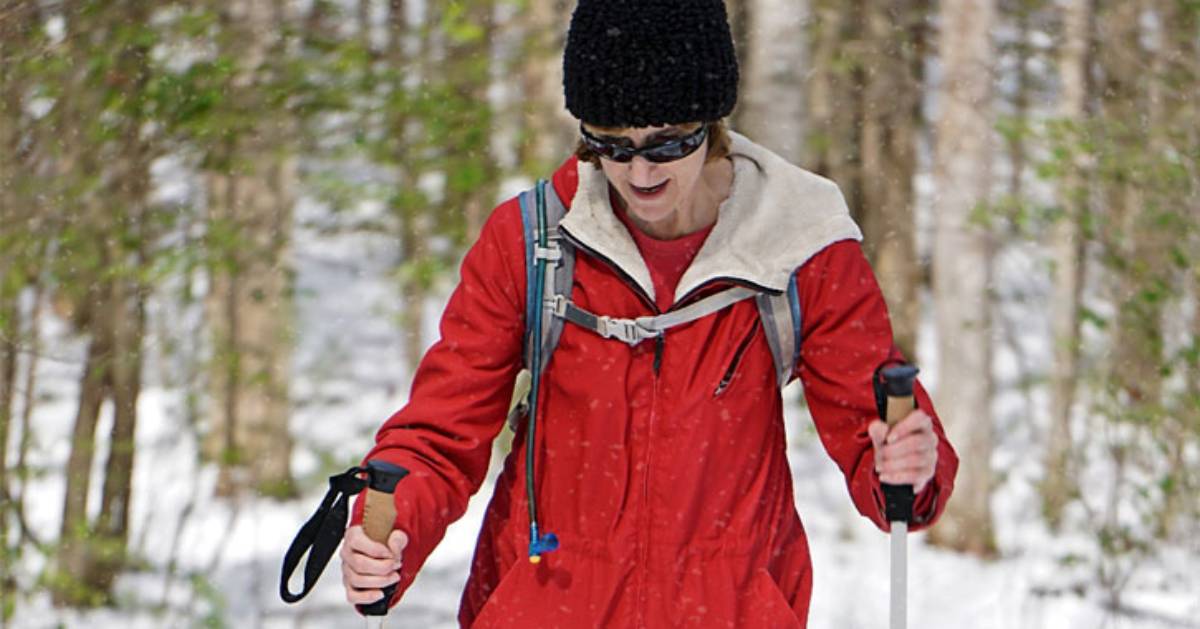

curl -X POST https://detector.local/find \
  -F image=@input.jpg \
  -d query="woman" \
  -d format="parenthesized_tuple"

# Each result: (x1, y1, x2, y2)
(340, 1, 958, 626)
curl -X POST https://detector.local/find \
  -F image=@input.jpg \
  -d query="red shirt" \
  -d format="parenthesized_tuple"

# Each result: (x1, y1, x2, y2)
(613, 205, 715, 311)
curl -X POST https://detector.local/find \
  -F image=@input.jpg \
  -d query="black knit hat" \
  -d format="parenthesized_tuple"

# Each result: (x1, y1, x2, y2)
(563, 0, 739, 128)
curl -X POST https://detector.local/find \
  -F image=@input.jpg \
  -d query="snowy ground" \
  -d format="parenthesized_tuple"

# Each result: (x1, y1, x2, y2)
(9, 192, 1200, 628)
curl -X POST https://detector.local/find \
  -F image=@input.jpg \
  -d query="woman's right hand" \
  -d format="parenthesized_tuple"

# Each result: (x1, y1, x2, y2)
(340, 525, 408, 606)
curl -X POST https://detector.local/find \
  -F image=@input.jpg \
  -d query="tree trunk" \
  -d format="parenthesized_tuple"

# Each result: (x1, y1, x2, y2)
(0, 13, 39, 606)
(93, 275, 146, 593)
(445, 0, 497, 243)
(927, 0, 997, 557)
(1042, 0, 1092, 530)
(805, 0, 863, 214)
(1147, 0, 1198, 539)
(1101, 1, 1162, 410)
(736, 0, 808, 163)
(517, 0, 576, 173)
(203, 0, 296, 498)
(0, 290, 17, 613)
(386, 0, 429, 374)
(54, 275, 115, 606)
(859, 1, 927, 360)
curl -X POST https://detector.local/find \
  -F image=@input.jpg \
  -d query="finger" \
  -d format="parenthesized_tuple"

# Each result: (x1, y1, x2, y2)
(880, 434, 936, 459)
(346, 585, 389, 606)
(346, 525, 394, 560)
(880, 452, 936, 474)
(868, 420, 888, 448)
(388, 529, 409, 559)
(885, 410, 932, 443)
(346, 570, 401, 590)
(880, 468, 935, 488)
(343, 550, 401, 577)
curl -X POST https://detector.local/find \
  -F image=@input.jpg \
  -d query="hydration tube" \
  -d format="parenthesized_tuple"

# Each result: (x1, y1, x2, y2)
(526, 180, 559, 563)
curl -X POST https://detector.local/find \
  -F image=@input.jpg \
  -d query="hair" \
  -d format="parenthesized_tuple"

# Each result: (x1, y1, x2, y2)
(574, 119, 732, 167)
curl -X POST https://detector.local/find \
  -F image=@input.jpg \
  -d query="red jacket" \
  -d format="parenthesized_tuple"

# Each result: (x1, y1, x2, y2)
(354, 133, 958, 628)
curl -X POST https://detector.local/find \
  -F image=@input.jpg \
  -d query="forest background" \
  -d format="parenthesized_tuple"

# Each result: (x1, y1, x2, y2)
(1, 0, 1198, 627)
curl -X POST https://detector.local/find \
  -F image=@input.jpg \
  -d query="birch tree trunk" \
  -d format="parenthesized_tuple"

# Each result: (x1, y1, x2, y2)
(203, 0, 296, 498)
(1042, 0, 1092, 529)
(927, 0, 997, 556)
(736, 0, 808, 163)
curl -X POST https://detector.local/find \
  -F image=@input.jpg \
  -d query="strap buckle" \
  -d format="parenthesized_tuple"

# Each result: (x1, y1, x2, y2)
(598, 315, 659, 345)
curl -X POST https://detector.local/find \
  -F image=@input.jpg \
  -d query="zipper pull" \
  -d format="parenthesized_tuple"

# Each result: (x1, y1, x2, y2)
(653, 335, 664, 375)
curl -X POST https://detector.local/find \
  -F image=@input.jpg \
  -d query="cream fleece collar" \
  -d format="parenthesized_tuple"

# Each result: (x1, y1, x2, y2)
(558, 130, 863, 306)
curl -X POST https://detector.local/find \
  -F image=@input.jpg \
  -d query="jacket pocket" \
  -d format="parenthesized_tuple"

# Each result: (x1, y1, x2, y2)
(470, 559, 530, 628)
(744, 568, 804, 628)
(714, 323, 760, 397)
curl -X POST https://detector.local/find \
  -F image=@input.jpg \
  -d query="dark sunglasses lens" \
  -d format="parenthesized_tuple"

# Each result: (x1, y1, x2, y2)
(586, 137, 633, 162)
(644, 142, 690, 163)
(608, 145, 634, 162)
(644, 130, 705, 163)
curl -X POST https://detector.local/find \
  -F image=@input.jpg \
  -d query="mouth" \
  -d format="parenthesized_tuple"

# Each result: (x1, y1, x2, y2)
(630, 181, 668, 200)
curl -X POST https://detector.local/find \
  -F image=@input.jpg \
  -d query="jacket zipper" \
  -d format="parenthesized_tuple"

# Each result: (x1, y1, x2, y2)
(559, 224, 662, 627)
(638, 333, 661, 628)
(714, 322, 759, 396)
(558, 226, 660, 314)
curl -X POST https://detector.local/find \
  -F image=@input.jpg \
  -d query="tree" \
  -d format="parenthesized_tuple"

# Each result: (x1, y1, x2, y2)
(858, 1, 929, 360)
(50, 0, 158, 604)
(0, 3, 44, 617)
(927, 0, 998, 556)
(734, 0, 808, 163)
(201, 0, 298, 499)
(804, 0, 929, 359)
(1041, 0, 1092, 530)
(516, 0, 576, 175)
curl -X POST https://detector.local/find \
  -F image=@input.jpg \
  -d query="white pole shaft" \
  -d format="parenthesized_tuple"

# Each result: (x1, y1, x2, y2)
(890, 522, 908, 629)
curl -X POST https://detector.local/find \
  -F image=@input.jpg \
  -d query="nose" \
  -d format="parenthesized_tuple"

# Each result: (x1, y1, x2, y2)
(628, 155, 658, 186)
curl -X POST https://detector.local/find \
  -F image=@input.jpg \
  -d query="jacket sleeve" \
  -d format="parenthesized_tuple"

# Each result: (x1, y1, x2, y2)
(349, 201, 526, 606)
(793, 239, 958, 532)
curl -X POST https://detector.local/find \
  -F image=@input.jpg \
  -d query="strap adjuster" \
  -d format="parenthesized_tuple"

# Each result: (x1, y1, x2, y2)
(546, 294, 569, 318)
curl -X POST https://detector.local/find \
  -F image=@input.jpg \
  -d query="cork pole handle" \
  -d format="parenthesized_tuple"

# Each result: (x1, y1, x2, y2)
(879, 364, 919, 524)
(356, 460, 408, 618)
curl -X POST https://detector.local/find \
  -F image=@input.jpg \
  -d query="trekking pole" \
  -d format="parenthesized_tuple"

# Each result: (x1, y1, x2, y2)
(878, 364, 919, 629)
(279, 460, 409, 625)
(358, 460, 409, 629)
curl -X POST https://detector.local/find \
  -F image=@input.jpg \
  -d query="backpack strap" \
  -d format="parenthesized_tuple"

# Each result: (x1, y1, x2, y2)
(509, 180, 573, 429)
(756, 271, 803, 389)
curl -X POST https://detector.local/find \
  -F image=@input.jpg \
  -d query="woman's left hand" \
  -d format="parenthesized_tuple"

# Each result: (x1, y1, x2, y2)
(868, 409, 938, 494)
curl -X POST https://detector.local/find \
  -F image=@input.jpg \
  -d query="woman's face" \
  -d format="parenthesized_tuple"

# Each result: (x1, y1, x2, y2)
(583, 123, 709, 228)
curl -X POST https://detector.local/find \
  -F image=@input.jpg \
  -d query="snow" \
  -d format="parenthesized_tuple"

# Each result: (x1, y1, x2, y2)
(10, 192, 1200, 629)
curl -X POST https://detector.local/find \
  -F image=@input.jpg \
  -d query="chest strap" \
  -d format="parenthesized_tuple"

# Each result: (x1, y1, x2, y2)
(547, 285, 759, 346)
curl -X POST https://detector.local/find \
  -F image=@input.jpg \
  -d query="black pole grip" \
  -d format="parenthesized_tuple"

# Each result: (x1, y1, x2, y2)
(877, 364, 919, 524)
(357, 459, 409, 617)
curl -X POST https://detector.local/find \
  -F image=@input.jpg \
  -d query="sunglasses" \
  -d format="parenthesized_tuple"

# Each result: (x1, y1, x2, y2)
(580, 124, 709, 164)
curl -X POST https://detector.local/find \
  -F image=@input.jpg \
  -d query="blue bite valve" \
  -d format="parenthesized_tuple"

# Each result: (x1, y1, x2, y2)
(528, 526, 559, 563)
